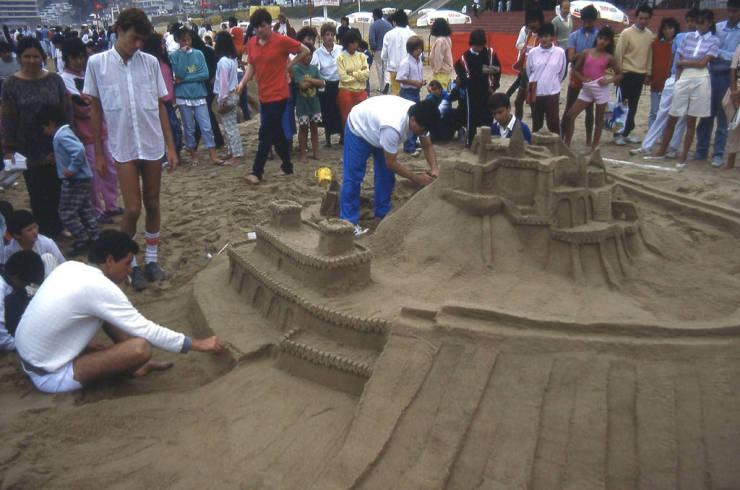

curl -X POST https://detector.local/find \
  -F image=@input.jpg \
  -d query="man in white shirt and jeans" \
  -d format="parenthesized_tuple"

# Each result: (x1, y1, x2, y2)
(381, 9, 415, 96)
(15, 230, 223, 394)
(339, 96, 439, 235)
(84, 8, 179, 291)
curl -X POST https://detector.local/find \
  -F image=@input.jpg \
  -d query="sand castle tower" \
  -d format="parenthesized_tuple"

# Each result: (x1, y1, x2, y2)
(418, 125, 661, 288)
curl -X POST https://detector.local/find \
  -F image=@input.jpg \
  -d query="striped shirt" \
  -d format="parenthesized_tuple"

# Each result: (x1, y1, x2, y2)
(677, 30, 720, 63)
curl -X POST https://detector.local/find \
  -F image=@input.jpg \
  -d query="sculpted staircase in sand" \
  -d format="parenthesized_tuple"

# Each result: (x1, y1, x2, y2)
(226, 200, 388, 396)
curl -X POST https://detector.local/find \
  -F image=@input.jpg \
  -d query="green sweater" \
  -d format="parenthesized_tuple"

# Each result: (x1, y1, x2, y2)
(169, 48, 209, 100)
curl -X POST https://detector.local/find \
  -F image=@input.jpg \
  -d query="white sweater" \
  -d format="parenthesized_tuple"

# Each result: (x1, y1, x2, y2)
(15, 261, 189, 373)
(382, 26, 416, 72)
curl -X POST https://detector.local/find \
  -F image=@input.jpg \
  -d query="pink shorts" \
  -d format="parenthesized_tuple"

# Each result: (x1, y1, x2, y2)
(578, 79, 611, 105)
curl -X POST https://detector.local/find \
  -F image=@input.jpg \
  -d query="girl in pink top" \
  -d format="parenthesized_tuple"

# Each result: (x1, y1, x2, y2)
(142, 33, 183, 164)
(564, 27, 622, 153)
(59, 38, 120, 223)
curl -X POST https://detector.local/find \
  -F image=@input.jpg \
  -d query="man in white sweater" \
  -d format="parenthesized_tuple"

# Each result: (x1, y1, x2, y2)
(381, 9, 415, 96)
(15, 230, 223, 394)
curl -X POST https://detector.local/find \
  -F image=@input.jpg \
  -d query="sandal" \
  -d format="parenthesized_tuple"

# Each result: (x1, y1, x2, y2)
(212, 159, 229, 166)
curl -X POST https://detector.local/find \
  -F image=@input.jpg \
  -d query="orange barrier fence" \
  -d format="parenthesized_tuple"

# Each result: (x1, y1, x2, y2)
(450, 32, 519, 77)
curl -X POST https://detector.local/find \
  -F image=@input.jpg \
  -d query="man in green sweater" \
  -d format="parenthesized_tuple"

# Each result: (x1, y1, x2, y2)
(614, 4, 654, 146)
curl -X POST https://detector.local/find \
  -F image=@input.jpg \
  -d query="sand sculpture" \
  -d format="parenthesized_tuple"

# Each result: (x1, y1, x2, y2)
(219, 125, 740, 488)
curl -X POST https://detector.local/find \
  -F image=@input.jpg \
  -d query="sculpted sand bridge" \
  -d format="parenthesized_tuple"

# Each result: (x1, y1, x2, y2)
(194, 126, 740, 488)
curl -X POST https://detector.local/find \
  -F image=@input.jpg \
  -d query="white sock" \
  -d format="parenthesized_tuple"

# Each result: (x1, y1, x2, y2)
(144, 232, 159, 264)
(131, 234, 138, 268)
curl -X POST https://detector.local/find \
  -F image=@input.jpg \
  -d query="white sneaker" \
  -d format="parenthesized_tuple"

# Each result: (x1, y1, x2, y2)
(676, 161, 688, 169)
(629, 147, 648, 155)
(666, 149, 678, 159)
(625, 135, 641, 144)
(353, 224, 368, 236)
(711, 155, 725, 168)
(614, 135, 626, 146)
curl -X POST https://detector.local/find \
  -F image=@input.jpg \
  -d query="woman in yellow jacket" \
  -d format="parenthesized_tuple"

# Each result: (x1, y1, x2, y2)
(336, 29, 370, 128)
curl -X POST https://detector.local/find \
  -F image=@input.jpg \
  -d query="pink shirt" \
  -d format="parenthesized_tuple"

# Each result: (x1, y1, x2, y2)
(159, 60, 175, 103)
(61, 69, 107, 144)
(526, 45, 567, 96)
(582, 51, 609, 81)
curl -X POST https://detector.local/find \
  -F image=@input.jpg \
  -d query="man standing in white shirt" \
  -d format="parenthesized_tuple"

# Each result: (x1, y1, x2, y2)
(84, 8, 179, 291)
(14, 230, 223, 394)
(381, 9, 415, 96)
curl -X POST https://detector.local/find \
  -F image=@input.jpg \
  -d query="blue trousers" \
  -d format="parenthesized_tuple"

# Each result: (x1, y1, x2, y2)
(179, 103, 215, 149)
(696, 70, 729, 158)
(339, 125, 395, 224)
(399, 87, 420, 152)
(236, 71, 251, 121)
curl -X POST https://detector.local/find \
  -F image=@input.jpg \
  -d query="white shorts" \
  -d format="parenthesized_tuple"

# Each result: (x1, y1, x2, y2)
(22, 359, 83, 394)
(670, 76, 711, 118)
(578, 79, 611, 105)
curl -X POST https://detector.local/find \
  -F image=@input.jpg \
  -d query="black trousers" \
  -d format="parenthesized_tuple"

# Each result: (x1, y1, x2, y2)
(253, 98, 292, 180)
(23, 164, 62, 239)
(319, 81, 342, 138)
(619, 72, 646, 137)
(532, 94, 560, 134)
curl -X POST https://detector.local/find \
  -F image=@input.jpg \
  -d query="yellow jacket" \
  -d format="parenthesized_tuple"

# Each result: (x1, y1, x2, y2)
(337, 51, 370, 92)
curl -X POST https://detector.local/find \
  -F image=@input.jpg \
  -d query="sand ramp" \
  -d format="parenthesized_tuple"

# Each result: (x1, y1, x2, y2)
(318, 326, 739, 489)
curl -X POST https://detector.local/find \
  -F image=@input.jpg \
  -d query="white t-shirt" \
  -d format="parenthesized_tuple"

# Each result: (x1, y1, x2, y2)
(347, 95, 414, 153)
(2, 234, 65, 265)
(15, 261, 189, 373)
(311, 43, 343, 81)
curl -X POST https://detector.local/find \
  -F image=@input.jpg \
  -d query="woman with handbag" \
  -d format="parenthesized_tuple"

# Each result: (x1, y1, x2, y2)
(525, 23, 566, 134)
(453, 29, 501, 147)
(214, 31, 243, 166)
(508, 9, 542, 121)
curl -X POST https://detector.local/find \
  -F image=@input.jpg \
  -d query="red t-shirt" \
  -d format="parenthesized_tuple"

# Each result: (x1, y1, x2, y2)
(246, 33, 301, 103)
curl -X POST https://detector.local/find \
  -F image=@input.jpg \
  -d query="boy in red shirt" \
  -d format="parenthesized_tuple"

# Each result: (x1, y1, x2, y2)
(237, 9, 310, 185)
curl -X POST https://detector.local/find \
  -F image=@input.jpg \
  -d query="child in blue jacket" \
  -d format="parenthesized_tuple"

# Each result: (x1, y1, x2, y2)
(38, 104, 98, 256)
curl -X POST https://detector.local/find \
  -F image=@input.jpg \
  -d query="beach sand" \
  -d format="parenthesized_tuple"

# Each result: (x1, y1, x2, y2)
(0, 65, 738, 487)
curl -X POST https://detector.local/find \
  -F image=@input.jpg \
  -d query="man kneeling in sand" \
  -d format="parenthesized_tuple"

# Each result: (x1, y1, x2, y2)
(14, 230, 223, 394)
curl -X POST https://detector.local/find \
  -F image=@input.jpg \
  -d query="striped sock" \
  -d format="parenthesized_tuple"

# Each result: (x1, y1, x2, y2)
(145, 231, 160, 264)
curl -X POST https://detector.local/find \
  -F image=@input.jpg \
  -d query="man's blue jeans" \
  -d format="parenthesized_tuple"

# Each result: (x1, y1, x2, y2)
(339, 125, 395, 224)
(399, 87, 420, 152)
(696, 70, 729, 158)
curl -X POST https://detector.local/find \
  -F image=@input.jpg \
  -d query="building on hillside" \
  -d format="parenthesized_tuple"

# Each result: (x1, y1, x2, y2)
(0, 0, 40, 24)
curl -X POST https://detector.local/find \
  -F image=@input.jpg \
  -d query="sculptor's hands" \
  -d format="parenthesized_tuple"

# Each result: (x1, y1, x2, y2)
(414, 172, 435, 186)
(192, 336, 224, 352)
